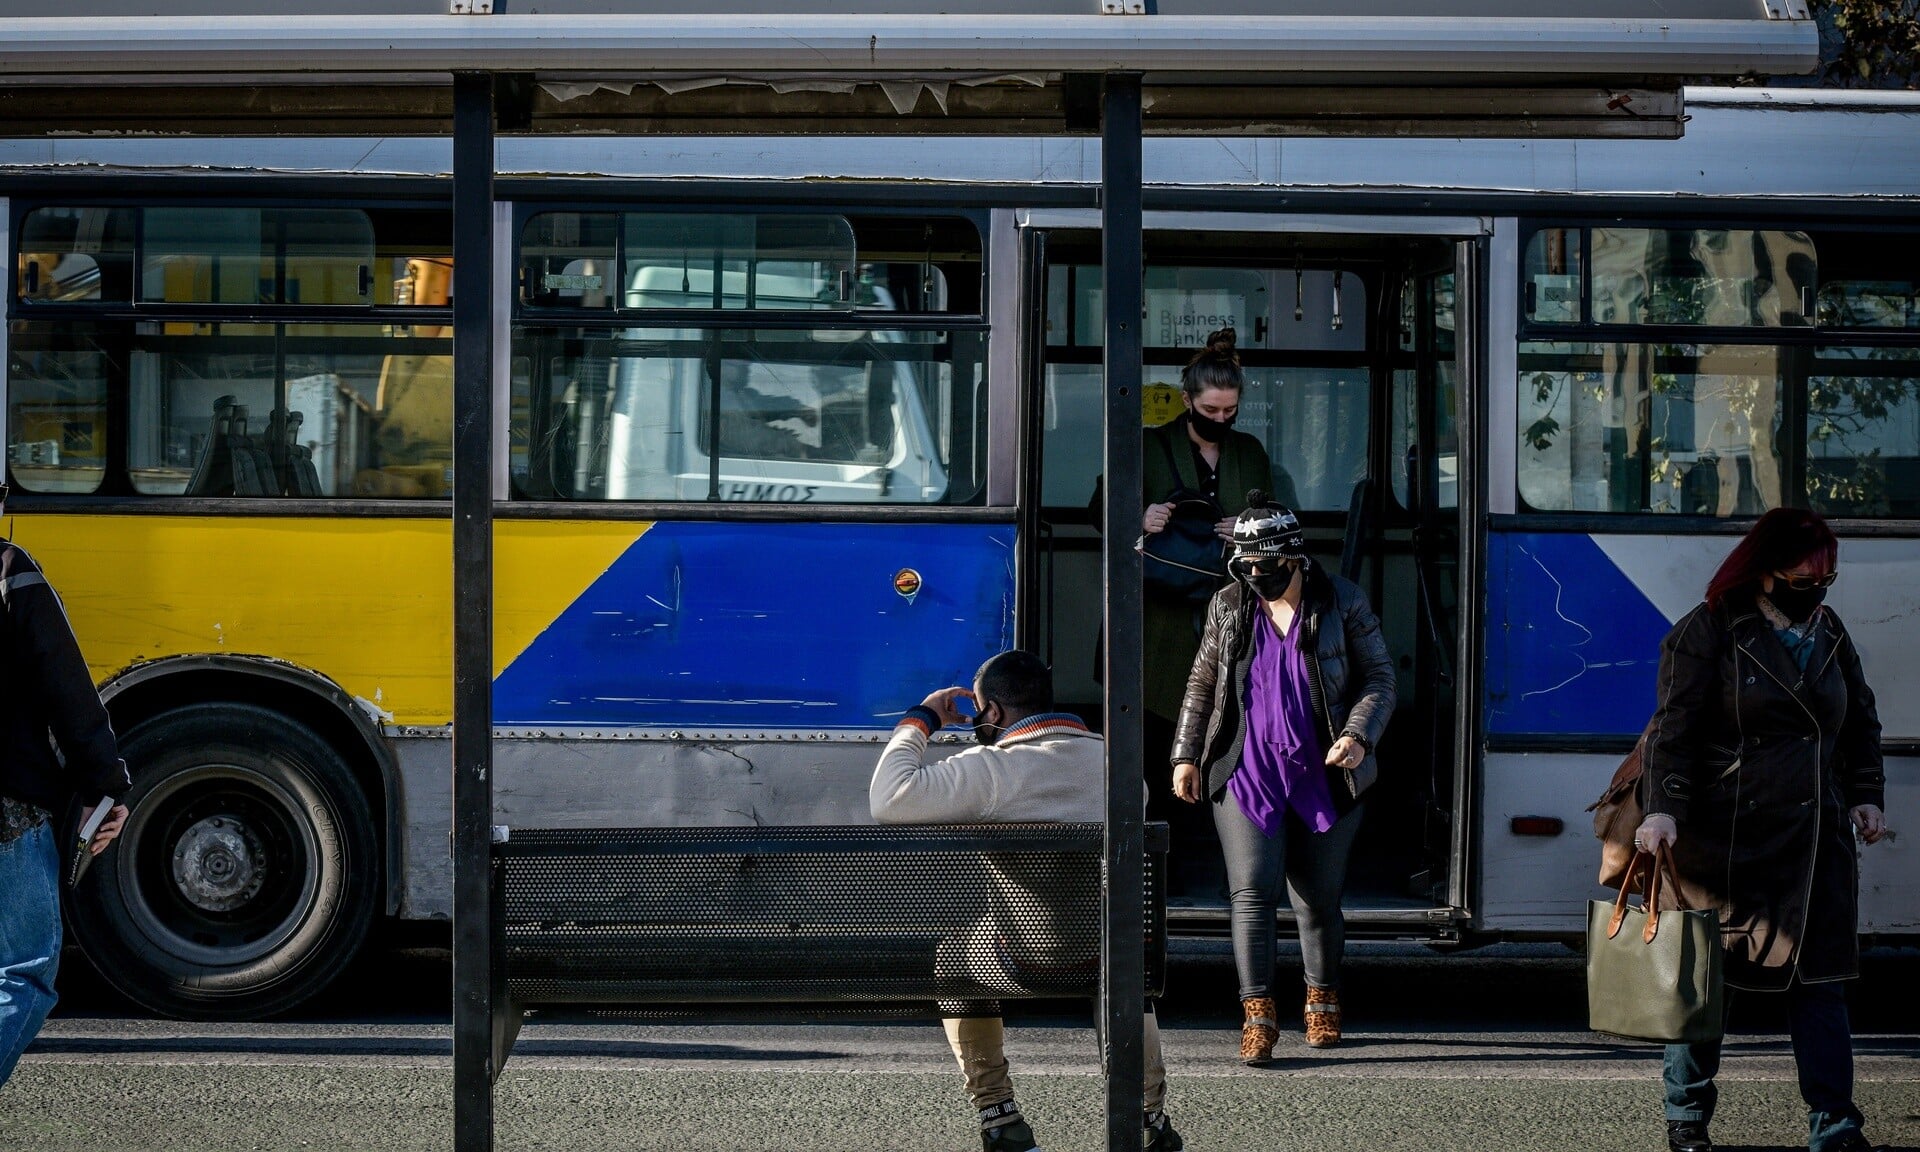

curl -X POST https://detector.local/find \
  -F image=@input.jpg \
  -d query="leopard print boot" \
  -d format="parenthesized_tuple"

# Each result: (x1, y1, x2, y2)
(1304, 986, 1342, 1049)
(1239, 996, 1279, 1066)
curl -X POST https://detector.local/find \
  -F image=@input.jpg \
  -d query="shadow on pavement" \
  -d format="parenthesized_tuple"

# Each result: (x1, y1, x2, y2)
(28, 1035, 851, 1061)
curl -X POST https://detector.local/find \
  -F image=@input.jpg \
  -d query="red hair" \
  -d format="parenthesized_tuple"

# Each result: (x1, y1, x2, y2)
(1705, 508, 1839, 610)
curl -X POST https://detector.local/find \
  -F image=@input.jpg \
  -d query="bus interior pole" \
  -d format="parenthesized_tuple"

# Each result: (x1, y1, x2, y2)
(451, 70, 497, 1152)
(1099, 70, 1147, 1152)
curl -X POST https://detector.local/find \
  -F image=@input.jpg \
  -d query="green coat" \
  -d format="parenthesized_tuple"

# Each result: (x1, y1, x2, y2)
(1140, 415, 1272, 721)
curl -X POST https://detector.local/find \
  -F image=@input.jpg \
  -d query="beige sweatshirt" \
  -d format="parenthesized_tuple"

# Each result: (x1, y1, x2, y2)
(870, 710, 1141, 823)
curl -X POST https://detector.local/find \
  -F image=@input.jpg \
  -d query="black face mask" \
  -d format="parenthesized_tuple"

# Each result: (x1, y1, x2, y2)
(1246, 571, 1295, 601)
(1768, 583, 1827, 624)
(1187, 410, 1235, 444)
(973, 707, 1003, 746)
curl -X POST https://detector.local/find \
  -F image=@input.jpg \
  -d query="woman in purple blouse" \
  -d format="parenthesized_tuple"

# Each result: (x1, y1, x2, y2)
(1170, 495, 1397, 1063)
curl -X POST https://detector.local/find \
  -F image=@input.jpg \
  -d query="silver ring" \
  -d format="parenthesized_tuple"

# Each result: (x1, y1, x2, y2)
(1633, 837, 1645, 849)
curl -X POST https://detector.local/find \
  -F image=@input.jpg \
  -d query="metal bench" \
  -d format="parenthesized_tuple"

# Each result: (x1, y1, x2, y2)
(486, 822, 1169, 1073)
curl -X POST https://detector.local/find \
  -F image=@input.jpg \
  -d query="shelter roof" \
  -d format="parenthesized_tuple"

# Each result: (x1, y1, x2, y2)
(0, 0, 1816, 137)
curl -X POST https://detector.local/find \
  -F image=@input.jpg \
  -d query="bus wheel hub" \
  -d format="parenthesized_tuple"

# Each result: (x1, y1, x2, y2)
(172, 816, 266, 912)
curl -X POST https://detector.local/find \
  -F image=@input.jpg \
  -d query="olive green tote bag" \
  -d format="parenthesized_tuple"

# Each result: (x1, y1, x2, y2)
(1587, 847, 1724, 1044)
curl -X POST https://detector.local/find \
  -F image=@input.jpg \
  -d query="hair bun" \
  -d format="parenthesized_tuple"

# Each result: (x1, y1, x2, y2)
(1181, 325, 1245, 393)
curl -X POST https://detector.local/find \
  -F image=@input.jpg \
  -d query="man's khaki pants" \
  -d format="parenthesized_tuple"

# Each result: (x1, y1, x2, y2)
(942, 1009, 1168, 1117)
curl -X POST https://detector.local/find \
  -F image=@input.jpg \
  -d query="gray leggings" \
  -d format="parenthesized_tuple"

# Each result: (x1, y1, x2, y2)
(1213, 789, 1364, 999)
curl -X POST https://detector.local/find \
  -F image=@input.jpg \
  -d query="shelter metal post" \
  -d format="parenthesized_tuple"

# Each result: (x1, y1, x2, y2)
(451, 69, 497, 1152)
(1099, 70, 1146, 1152)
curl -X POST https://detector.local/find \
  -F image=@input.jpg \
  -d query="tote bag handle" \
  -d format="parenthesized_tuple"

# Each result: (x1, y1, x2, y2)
(1607, 845, 1688, 944)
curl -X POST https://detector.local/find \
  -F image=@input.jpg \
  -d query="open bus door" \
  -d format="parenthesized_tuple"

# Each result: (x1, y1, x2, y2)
(1019, 212, 1484, 940)
(1390, 247, 1477, 923)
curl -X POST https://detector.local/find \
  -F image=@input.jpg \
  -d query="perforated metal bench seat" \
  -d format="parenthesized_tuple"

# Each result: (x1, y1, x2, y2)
(491, 823, 1168, 1008)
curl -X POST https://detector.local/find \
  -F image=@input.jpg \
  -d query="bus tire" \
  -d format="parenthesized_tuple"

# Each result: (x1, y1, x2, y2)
(67, 702, 378, 1020)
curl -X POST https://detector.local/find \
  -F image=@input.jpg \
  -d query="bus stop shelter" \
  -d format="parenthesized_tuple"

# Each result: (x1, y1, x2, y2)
(0, 3, 1815, 1149)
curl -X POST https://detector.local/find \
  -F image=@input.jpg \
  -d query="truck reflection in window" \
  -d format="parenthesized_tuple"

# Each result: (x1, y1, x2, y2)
(587, 327, 955, 504)
(708, 338, 893, 468)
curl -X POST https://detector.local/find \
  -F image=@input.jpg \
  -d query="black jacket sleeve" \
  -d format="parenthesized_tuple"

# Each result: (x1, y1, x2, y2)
(1336, 585, 1397, 749)
(2, 546, 130, 800)
(1171, 591, 1228, 768)
(1642, 604, 1721, 826)
(1830, 613, 1886, 812)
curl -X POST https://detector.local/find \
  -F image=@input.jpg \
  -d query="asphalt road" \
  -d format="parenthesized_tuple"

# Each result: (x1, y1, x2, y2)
(4, 939, 1917, 1152)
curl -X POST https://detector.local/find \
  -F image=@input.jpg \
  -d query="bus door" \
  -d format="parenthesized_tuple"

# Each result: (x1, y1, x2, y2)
(1018, 211, 1483, 939)
(1388, 255, 1468, 914)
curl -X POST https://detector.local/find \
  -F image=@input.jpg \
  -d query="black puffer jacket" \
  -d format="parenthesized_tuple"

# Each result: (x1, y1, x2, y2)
(1171, 565, 1396, 809)
(1645, 595, 1883, 991)
(1, 541, 129, 813)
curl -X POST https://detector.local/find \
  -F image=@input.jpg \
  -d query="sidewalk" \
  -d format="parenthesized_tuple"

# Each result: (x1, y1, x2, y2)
(6, 1020, 1918, 1152)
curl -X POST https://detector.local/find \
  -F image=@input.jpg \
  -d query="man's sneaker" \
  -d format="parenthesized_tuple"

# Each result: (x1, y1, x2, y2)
(981, 1117, 1039, 1152)
(1143, 1111, 1185, 1151)
(978, 1101, 1039, 1152)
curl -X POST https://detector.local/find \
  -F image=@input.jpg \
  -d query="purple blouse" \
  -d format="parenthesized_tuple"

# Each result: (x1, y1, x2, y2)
(1227, 610, 1340, 837)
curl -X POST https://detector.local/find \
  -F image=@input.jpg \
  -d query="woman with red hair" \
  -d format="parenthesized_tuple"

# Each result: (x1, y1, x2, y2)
(1634, 508, 1888, 1152)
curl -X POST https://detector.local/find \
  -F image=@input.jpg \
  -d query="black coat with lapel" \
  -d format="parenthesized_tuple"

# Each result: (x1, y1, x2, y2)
(1644, 594, 1885, 991)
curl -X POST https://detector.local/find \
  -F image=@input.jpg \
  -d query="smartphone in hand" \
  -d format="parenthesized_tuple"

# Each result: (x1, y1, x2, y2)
(66, 795, 117, 888)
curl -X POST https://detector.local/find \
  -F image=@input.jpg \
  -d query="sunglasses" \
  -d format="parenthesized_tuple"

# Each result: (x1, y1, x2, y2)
(1233, 556, 1301, 576)
(1774, 570, 1837, 591)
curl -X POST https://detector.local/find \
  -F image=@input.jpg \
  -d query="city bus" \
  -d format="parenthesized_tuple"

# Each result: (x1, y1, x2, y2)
(4, 87, 1916, 1018)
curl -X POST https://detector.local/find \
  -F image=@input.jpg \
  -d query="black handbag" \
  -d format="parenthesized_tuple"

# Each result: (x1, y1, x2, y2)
(1137, 435, 1228, 602)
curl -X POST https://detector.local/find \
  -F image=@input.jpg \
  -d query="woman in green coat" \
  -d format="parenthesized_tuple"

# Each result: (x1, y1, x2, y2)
(1138, 328, 1273, 887)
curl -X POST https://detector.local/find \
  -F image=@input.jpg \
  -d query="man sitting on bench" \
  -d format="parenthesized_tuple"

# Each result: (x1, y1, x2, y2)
(870, 650, 1182, 1152)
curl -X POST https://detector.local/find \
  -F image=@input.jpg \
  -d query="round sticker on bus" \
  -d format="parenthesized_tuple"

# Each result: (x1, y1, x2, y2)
(893, 568, 923, 600)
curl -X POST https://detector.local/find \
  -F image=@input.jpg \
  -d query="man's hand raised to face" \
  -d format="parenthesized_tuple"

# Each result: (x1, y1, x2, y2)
(919, 687, 973, 729)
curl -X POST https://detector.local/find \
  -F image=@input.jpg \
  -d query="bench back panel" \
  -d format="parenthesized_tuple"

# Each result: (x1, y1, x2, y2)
(494, 823, 1167, 1005)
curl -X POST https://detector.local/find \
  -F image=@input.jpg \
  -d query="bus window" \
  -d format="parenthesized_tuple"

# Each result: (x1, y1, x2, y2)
(1590, 227, 1816, 327)
(520, 212, 867, 313)
(1040, 364, 1104, 510)
(1807, 346, 1920, 518)
(1820, 282, 1920, 328)
(1142, 267, 1270, 350)
(1517, 226, 1920, 520)
(140, 207, 377, 306)
(1816, 231, 1920, 330)
(1191, 364, 1368, 511)
(393, 255, 454, 313)
(102, 323, 451, 497)
(8, 204, 452, 500)
(1522, 228, 1582, 324)
(1056, 263, 1363, 353)
(624, 214, 858, 311)
(16, 207, 136, 305)
(513, 210, 984, 504)
(516, 326, 979, 505)
(1035, 360, 1373, 515)
(707, 331, 931, 465)
(1043, 259, 1369, 514)
(1518, 342, 1787, 516)
(1391, 273, 1459, 511)
(521, 212, 619, 309)
(5, 329, 109, 494)
(522, 211, 980, 314)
